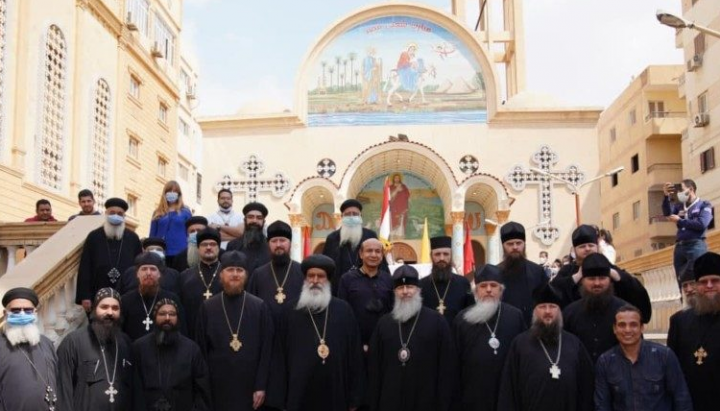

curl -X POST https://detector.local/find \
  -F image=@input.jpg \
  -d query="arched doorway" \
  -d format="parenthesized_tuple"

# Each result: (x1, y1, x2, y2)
(313, 242, 325, 255)
(392, 242, 418, 264)
(472, 240, 486, 266)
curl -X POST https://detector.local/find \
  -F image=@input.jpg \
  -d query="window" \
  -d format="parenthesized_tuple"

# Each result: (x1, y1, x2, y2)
(631, 154, 639, 173)
(153, 15, 175, 63)
(158, 103, 168, 124)
(39, 25, 68, 190)
(632, 201, 641, 220)
(127, 194, 138, 217)
(648, 101, 665, 119)
(179, 163, 189, 181)
(196, 173, 202, 204)
(157, 156, 168, 177)
(0, 0, 7, 150)
(698, 92, 708, 114)
(701, 147, 715, 173)
(180, 70, 190, 91)
(129, 75, 140, 99)
(612, 212, 620, 230)
(609, 127, 616, 143)
(628, 109, 636, 125)
(90, 79, 112, 205)
(127, 0, 150, 35)
(128, 136, 140, 159)
(178, 118, 189, 138)
(695, 33, 706, 56)
(611, 173, 618, 187)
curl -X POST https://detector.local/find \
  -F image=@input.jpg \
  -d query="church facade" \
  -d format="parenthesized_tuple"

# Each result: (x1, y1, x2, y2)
(200, 2, 603, 266)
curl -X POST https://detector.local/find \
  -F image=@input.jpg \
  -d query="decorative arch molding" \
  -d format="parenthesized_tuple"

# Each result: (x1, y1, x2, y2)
(285, 176, 341, 214)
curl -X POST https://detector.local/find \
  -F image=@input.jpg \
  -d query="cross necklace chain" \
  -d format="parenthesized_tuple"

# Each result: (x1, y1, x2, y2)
(270, 261, 292, 304)
(431, 276, 452, 315)
(106, 237, 124, 284)
(538, 333, 563, 380)
(484, 303, 503, 354)
(19, 347, 57, 411)
(397, 310, 421, 366)
(198, 262, 220, 300)
(221, 291, 247, 352)
(141, 293, 159, 331)
(307, 306, 331, 364)
(97, 337, 120, 403)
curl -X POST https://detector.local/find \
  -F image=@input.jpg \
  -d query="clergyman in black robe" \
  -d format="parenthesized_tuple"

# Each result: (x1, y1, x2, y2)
(170, 216, 208, 274)
(226, 202, 271, 279)
(667, 252, 720, 411)
(497, 222, 548, 325)
(497, 284, 594, 411)
(280, 254, 365, 411)
(453, 265, 526, 411)
(195, 251, 274, 411)
(420, 236, 474, 324)
(117, 237, 181, 295)
(368, 265, 457, 411)
(132, 298, 212, 411)
(57, 288, 134, 411)
(75, 198, 143, 310)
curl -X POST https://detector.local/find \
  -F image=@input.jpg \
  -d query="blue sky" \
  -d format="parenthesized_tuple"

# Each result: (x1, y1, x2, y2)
(183, 0, 684, 117)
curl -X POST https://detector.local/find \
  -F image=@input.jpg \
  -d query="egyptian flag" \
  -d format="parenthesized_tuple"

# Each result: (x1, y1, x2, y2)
(463, 220, 475, 274)
(379, 177, 393, 263)
(303, 226, 312, 257)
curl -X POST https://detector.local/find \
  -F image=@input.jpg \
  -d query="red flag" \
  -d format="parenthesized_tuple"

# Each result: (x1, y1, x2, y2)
(303, 226, 312, 257)
(463, 220, 475, 275)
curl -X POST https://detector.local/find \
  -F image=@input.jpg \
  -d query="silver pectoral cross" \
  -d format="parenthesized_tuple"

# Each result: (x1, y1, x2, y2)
(143, 316, 153, 331)
(105, 384, 118, 403)
(549, 364, 561, 379)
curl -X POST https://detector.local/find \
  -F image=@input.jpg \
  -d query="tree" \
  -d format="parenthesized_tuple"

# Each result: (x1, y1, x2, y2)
(321, 61, 327, 88)
(335, 56, 341, 90)
(328, 66, 336, 90)
(348, 52, 357, 88)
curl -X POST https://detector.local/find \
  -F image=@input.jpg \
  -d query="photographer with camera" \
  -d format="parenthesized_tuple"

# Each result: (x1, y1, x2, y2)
(662, 179, 713, 286)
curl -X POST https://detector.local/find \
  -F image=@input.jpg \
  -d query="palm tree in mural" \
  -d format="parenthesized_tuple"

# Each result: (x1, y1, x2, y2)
(354, 69, 359, 90)
(321, 61, 327, 88)
(340, 73, 345, 91)
(343, 59, 348, 91)
(335, 56, 341, 90)
(348, 52, 357, 88)
(328, 66, 335, 91)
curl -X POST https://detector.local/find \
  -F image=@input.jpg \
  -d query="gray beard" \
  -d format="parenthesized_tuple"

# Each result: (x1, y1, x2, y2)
(530, 313, 563, 345)
(339, 224, 362, 248)
(694, 293, 720, 315)
(103, 221, 125, 240)
(3, 323, 41, 346)
(392, 293, 423, 323)
(685, 294, 698, 311)
(463, 298, 500, 325)
(296, 282, 332, 312)
(187, 244, 199, 267)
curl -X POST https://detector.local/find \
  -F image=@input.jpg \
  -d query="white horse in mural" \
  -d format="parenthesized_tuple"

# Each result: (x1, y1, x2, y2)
(384, 58, 436, 106)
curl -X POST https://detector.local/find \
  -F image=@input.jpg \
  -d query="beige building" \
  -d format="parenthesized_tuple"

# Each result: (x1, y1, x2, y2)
(598, 65, 687, 263)
(0, 0, 201, 233)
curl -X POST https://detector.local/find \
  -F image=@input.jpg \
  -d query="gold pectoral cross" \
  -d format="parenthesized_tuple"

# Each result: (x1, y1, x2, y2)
(695, 347, 708, 365)
(437, 300, 446, 315)
(275, 287, 286, 304)
(230, 334, 242, 352)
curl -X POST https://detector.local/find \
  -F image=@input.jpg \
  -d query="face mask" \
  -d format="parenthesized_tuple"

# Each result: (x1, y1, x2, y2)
(165, 192, 179, 203)
(551, 267, 559, 275)
(107, 214, 125, 226)
(539, 257, 547, 264)
(188, 232, 198, 245)
(342, 216, 363, 227)
(7, 312, 37, 326)
(150, 250, 166, 260)
(677, 190, 690, 204)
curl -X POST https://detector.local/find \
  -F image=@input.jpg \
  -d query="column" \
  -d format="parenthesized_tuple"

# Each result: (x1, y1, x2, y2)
(450, 212, 465, 273)
(493, 209, 512, 264)
(288, 214, 304, 263)
(484, 222, 501, 264)
(332, 213, 342, 230)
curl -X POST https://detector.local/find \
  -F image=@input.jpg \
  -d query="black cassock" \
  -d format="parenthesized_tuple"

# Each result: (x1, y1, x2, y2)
(121, 290, 186, 341)
(281, 298, 365, 411)
(497, 330, 594, 411)
(56, 325, 134, 411)
(667, 309, 720, 411)
(498, 260, 548, 326)
(75, 227, 143, 304)
(562, 296, 626, 363)
(226, 239, 270, 279)
(0, 335, 58, 411)
(195, 291, 273, 411)
(368, 307, 457, 411)
(452, 302, 526, 411)
(179, 261, 223, 341)
(132, 332, 212, 411)
(117, 266, 182, 296)
(322, 228, 384, 294)
(550, 263, 652, 322)
(419, 274, 474, 325)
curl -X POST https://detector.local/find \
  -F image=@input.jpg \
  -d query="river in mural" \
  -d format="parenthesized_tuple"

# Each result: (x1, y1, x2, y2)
(308, 15, 487, 127)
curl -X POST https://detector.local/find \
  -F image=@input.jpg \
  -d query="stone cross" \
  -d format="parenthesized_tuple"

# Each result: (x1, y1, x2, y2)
(505, 145, 585, 245)
(216, 155, 291, 203)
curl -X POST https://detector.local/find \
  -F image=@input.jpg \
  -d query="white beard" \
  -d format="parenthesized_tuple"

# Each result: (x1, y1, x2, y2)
(187, 244, 199, 267)
(296, 282, 332, 312)
(392, 293, 423, 323)
(463, 298, 500, 325)
(4, 323, 41, 346)
(339, 224, 363, 248)
(103, 221, 126, 240)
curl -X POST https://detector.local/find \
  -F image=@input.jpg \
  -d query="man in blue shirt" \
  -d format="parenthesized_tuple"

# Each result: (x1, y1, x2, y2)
(662, 179, 713, 287)
(595, 305, 692, 411)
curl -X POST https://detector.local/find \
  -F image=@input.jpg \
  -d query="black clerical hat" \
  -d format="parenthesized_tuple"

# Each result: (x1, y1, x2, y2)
(104, 197, 128, 211)
(196, 228, 220, 246)
(267, 220, 292, 241)
(679, 265, 696, 284)
(135, 252, 165, 270)
(694, 252, 720, 281)
(430, 236, 452, 250)
(185, 216, 208, 230)
(581, 253, 611, 278)
(572, 224, 598, 247)
(142, 237, 166, 250)
(2, 287, 39, 307)
(301, 254, 336, 279)
(500, 222, 526, 244)
(340, 199, 363, 213)
(94, 287, 121, 307)
(220, 251, 248, 269)
(474, 264, 503, 285)
(243, 202, 268, 217)
(392, 265, 419, 288)
(533, 284, 563, 307)
(152, 298, 178, 319)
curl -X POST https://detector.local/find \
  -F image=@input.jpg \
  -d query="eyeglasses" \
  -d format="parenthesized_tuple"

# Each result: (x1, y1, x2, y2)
(199, 242, 218, 248)
(9, 308, 35, 314)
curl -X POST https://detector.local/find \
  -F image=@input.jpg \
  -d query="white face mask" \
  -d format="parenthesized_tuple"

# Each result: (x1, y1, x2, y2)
(677, 190, 690, 204)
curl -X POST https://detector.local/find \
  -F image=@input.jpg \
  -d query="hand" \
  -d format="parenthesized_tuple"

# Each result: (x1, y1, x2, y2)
(572, 268, 582, 284)
(609, 268, 621, 282)
(663, 182, 674, 196)
(667, 215, 681, 223)
(252, 391, 265, 410)
(81, 300, 92, 312)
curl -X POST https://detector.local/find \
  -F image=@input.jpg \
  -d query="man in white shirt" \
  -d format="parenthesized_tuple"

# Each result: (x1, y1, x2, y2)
(207, 189, 244, 249)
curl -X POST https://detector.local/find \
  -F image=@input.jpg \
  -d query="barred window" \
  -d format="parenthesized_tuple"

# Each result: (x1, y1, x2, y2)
(39, 25, 68, 191)
(90, 79, 112, 205)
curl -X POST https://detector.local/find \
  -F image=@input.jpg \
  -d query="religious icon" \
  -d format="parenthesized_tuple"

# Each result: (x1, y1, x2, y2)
(389, 173, 410, 239)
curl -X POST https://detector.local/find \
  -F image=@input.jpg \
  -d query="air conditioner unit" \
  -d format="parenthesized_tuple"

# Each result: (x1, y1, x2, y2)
(186, 85, 197, 100)
(151, 41, 164, 58)
(125, 12, 138, 31)
(687, 54, 703, 72)
(694, 113, 710, 128)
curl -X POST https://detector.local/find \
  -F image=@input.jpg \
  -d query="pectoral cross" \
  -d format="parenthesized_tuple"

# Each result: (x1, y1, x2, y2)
(203, 289, 213, 300)
(45, 385, 57, 411)
(695, 347, 708, 365)
(105, 384, 118, 403)
(142, 316, 153, 331)
(549, 364, 561, 379)
(437, 300, 446, 315)
(275, 288, 286, 304)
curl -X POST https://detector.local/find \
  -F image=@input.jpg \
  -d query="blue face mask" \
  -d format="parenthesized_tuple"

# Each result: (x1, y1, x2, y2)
(165, 192, 179, 203)
(107, 214, 125, 226)
(150, 249, 166, 260)
(7, 312, 37, 326)
(188, 232, 198, 245)
(342, 216, 363, 227)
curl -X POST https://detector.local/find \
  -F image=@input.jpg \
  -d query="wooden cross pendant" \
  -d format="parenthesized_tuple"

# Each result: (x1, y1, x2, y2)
(695, 347, 708, 365)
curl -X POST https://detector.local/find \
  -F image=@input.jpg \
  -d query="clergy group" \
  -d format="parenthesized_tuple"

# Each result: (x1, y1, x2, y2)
(2, 195, 719, 411)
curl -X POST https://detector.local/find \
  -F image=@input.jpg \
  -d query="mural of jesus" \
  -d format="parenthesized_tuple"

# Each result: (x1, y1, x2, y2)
(389, 173, 410, 238)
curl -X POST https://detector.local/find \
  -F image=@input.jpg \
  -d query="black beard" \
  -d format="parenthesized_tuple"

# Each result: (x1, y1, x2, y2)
(243, 225, 265, 248)
(154, 325, 179, 346)
(530, 318, 561, 345)
(431, 264, 452, 282)
(90, 313, 120, 344)
(694, 293, 720, 315)
(271, 252, 290, 265)
(580, 283, 614, 313)
(503, 253, 526, 273)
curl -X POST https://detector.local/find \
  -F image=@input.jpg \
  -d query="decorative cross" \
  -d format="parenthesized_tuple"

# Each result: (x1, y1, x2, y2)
(505, 145, 585, 245)
(215, 155, 291, 203)
(105, 385, 118, 403)
(316, 158, 337, 178)
(550, 364, 561, 379)
(203, 289, 213, 300)
(695, 347, 708, 365)
(459, 155, 479, 175)
(142, 316, 153, 331)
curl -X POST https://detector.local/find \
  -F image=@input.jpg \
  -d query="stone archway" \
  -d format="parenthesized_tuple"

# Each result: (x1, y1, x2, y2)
(392, 242, 418, 264)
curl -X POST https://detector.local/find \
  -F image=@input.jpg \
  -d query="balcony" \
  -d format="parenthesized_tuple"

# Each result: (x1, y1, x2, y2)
(643, 111, 687, 139)
(678, 73, 686, 99)
(646, 163, 682, 189)
(648, 217, 677, 240)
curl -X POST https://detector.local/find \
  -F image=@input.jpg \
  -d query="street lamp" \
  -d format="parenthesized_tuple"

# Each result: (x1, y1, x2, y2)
(656, 9, 720, 39)
(530, 166, 625, 226)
